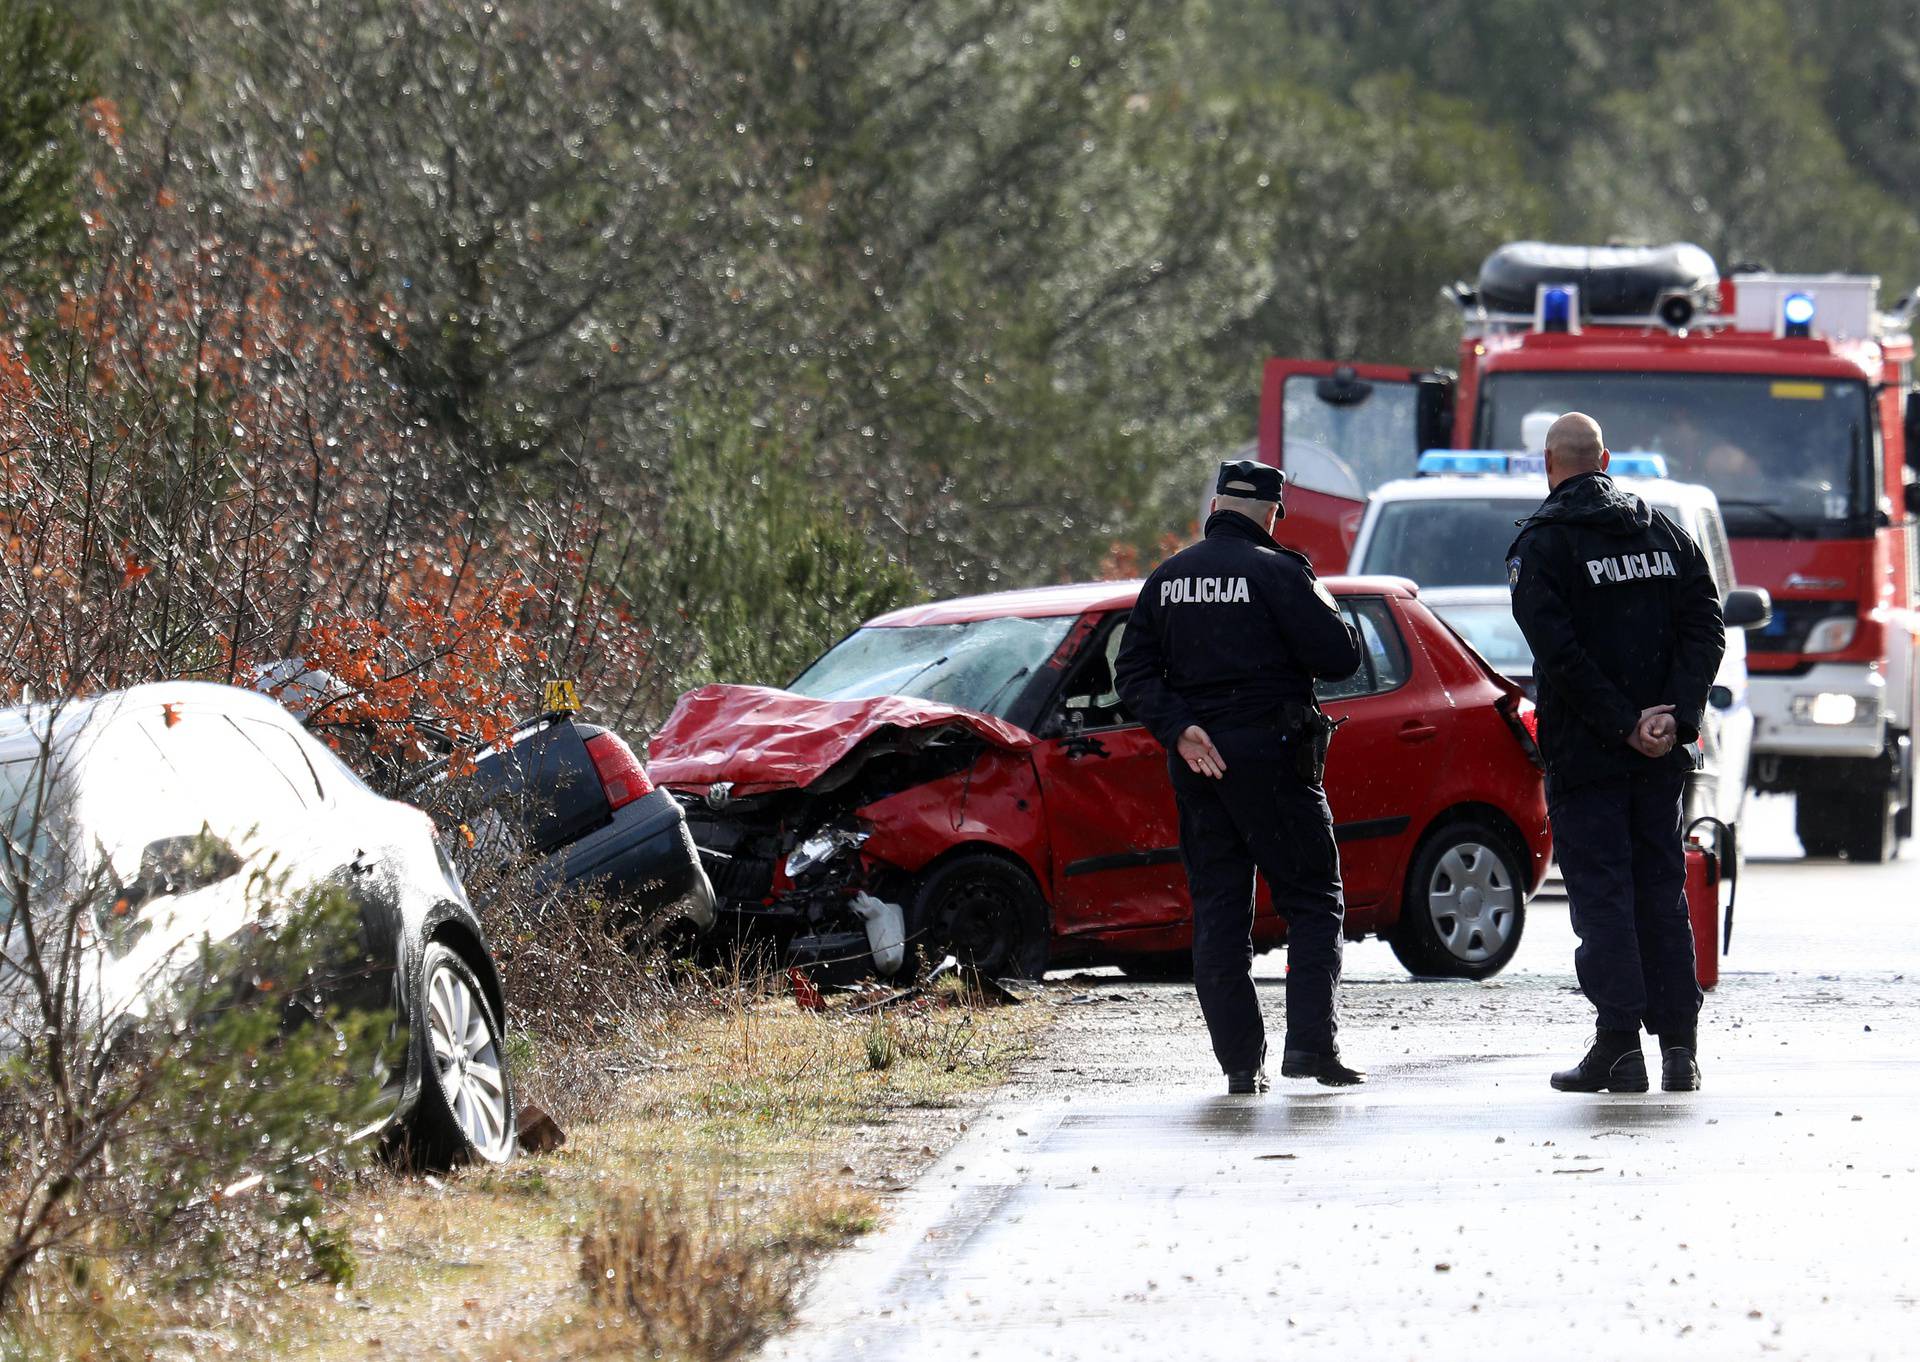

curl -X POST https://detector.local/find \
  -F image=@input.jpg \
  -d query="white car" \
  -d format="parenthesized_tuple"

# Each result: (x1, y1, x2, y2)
(0, 682, 516, 1166)
(1347, 458, 1772, 855)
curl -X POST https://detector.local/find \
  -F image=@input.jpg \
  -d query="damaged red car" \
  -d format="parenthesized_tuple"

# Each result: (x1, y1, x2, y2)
(648, 577, 1551, 982)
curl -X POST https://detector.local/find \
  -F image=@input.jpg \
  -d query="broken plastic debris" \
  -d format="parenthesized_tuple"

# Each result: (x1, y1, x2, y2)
(987, 976, 1045, 1004)
(849, 892, 907, 976)
(789, 967, 826, 1011)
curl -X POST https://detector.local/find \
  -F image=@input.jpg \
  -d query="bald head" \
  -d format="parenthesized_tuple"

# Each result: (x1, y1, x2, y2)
(1544, 412, 1608, 489)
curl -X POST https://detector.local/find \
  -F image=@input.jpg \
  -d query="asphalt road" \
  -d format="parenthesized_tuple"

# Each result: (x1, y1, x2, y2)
(764, 795, 1918, 1362)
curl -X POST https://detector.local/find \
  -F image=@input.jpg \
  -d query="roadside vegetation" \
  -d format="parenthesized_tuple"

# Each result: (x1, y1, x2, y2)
(6, 0, 1920, 1353)
(277, 961, 1045, 1362)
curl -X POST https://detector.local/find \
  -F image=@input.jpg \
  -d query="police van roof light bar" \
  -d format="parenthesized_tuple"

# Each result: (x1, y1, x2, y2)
(1608, 452, 1670, 478)
(1414, 450, 1669, 479)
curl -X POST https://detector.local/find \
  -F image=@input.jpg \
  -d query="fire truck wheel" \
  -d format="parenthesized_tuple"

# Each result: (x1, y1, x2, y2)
(1389, 821, 1527, 980)
(1839, 789, 1897, 864)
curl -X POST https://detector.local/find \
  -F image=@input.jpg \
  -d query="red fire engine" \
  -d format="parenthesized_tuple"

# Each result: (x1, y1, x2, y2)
(1260, 242, 1920, 862)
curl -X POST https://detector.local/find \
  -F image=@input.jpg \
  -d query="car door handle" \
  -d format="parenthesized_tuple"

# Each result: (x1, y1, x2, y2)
(1396, 720, 1438, 743)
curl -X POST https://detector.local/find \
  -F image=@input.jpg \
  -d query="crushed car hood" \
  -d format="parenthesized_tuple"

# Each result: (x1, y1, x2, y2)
(648, 685, 1036, 797)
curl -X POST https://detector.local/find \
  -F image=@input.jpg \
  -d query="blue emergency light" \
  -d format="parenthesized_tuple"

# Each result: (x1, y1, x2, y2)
(1782, 291, 1816, 338)
(1608, 451, 1670, 478)
(1539, 286, 1574, 332)
(1417, 451, 1511, 476)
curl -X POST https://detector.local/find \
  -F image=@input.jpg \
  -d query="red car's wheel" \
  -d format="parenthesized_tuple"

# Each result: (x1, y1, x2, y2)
(913, 854, 1050, 980)
(1389, 821, 1526, 980)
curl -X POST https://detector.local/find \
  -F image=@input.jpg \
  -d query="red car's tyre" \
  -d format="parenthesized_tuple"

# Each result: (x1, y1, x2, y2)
(1389, 821, 1526, 980)
(913, 854, 1051, 980)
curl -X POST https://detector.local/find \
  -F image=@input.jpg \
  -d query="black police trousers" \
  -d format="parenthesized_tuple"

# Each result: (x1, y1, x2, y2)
(1548, 766, 1702, 1036)
(1168, 727, 1345, 1073)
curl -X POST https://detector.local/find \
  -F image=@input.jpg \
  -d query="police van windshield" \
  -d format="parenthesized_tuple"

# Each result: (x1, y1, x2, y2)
(1356, 498, 1533, 588)
(1477, 372, 1873, 537)
(788, 617, 1077, 719)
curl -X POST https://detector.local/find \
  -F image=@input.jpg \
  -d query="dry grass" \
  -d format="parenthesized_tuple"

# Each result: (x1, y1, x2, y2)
(262, 970, 1048, 1362)
(574, 1175, 880, 1361)
(0, 949, 1047, 1361)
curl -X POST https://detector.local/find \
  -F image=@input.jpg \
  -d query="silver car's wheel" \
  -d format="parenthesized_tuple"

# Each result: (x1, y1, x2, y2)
(1426, 842, 1518, 964)
(408, 941, 516, 1167)
(1389, 821, 1528, 980)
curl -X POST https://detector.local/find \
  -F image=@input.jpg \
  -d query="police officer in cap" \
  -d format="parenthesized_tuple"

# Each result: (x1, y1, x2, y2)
(1115, 459, 1366, 1093)
(1509, 413, 1725, 1093)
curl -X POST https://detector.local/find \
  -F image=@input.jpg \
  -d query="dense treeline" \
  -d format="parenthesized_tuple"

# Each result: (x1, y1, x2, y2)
(4, 0, 1920, 727)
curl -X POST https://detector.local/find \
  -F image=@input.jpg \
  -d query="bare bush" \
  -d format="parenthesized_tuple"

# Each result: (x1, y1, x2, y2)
(578, 1180, 799, 1360)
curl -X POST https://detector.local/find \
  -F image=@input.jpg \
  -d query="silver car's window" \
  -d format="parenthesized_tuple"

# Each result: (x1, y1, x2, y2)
(235, 717, 326, 805)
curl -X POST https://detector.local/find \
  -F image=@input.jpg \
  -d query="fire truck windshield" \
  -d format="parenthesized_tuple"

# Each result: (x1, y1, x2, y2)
(1478, 372, 1873, 537)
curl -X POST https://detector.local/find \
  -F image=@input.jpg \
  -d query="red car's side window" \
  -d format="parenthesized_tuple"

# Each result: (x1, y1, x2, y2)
(1316, 598, 1411, 703)
(1054, 613, 1134, 731)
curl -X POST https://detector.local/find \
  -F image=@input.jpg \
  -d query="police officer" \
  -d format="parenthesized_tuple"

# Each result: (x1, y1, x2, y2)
(1508, 412, 1725, 1093)
(1114, 460, 1366, 1093)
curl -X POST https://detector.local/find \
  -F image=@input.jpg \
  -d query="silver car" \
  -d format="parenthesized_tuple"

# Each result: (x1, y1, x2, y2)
(0, 682, 516, 1166)
(1348, 470, 1771, 858)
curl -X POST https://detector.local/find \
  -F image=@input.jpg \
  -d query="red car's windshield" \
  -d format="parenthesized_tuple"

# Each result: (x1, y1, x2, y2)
(789, 617, 1077, 720)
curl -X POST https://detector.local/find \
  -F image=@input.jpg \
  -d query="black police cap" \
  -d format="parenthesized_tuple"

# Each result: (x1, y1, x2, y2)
(1215, 459, 1285, 503)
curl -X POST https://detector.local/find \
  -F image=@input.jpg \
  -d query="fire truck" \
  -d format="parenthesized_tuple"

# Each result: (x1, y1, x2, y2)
(1259, 242, 1920, 862)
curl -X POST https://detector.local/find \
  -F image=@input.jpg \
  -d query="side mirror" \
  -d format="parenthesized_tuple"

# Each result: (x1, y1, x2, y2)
(1708, 684, 1735, 711)
(1414, 375, 1454, 454)
(1906, 389, 1920, 472)
(1722, 587, 1773, 631)
(1314, 366, 1373, 408)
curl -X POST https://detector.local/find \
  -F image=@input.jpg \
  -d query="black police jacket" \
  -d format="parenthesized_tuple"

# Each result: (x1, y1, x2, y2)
(1114, 510, 1362, 749)
(1507, 471, 1726, 792)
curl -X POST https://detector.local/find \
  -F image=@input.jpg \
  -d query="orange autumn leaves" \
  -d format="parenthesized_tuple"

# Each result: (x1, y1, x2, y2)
(0, 97, 647, 778)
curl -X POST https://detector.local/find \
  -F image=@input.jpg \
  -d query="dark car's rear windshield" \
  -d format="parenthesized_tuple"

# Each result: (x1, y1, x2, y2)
(789, 617, 1078, 720)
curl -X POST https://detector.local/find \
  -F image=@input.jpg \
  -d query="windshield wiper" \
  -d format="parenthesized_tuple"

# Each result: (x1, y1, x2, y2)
(1714, 498, 1807, 537)
(892, 653, 952, 695)
(970, 664, 1032, 720)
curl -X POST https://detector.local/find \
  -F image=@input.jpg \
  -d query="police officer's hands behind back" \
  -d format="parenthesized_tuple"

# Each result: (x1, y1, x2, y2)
(1178, 724, 1227, 779)
(1628, 704, 1677, 759)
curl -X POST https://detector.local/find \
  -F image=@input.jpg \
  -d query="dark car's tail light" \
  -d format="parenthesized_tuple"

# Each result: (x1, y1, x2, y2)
(1498, 694, 1544, 770)
(585, 731, 656, 811)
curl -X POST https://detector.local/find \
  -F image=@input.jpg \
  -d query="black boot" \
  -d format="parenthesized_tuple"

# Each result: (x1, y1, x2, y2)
(1226, 1066, 1270, 1095)
(1550, 1028, 1648, 1093)
(1280, 1049, 1366, 1086)
(1657, 1029, 1700, 1092)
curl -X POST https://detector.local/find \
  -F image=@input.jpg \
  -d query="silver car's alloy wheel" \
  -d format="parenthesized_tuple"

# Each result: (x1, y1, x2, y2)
(426, 961, 514, 1162)
(1426, 841, 1517, 964)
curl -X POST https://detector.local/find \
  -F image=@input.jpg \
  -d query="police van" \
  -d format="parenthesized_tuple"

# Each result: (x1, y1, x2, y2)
(1345, 451, 1773, 858)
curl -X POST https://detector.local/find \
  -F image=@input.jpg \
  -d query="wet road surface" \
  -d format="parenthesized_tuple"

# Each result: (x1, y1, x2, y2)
(764, 796, 1918, 1361)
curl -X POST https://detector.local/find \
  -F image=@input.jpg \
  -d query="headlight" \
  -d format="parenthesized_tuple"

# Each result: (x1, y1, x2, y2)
(1791, 692, 1878, 726)
(1802, 616, 1857, 654)
(784, 828, 870, 879)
